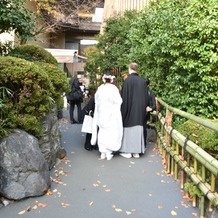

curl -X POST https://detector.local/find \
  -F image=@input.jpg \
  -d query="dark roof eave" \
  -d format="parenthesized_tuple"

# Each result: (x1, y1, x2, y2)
(57, 22, 101, 33)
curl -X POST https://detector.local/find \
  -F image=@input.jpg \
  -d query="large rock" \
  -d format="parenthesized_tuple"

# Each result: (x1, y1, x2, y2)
(39, 113, 66, 169)
(0, 129, 50, 200)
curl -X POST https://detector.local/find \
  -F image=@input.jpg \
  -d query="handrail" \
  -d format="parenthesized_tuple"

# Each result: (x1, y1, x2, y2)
(156, 97, 218, 132)
(158, 114, 218, 176)
(155, 97, 218, 218)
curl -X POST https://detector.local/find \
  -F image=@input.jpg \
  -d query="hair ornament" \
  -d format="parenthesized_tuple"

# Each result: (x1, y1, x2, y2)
(102, 73, 115, 83)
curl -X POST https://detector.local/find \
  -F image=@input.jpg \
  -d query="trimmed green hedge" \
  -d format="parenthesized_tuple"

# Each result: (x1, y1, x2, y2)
(8, 44, 58, 65)
(0, 56, 55, 138)
(35, 62, 70, 112)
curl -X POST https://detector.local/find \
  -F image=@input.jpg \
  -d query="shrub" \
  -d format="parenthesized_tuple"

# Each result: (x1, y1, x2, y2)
(35, 62, 70, 112)
(176, 120, 218, 158)
(0, 56, 55, 138)
(128, 0, 218, 118)
(8, 44, 69, 112)
(8, 44, 57, 65)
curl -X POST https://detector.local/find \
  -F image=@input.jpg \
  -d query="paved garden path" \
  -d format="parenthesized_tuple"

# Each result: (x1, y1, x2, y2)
(0, 110, 200, 218)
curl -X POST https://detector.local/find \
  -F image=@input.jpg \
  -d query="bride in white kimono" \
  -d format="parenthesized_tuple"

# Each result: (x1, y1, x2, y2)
(91, 72, 123, 160)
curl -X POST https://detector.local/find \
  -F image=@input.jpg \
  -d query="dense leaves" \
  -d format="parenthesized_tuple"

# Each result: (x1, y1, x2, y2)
(96, 11, 137, 72)
(8, 44, 58, 65)
(0, 0, 36, 44)
(0, 46, 68, 138)
(0, 56, 54, 138)
(89, 0, 218, 119)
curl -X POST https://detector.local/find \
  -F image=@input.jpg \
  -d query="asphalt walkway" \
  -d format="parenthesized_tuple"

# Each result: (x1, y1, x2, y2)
(0, 109, 200, 218)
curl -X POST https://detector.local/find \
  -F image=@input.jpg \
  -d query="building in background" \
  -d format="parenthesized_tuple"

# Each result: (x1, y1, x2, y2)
(101, 0, 150, 32)
(26, 0, 104, 88)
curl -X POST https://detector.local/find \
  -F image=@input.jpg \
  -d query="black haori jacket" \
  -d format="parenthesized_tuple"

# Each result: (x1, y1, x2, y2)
(121, 73, 148, 127)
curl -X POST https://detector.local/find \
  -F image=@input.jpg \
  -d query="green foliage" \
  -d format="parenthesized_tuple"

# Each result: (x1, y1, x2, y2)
(0, 41, 13, 56)
(8, 44, 58, 65)
(177, 120, 218, 158)
(0, 0, 36, 44)
(17, 114, 42, 137)
(84, 46, 102, 87)
(184, 182, 202, 198)
(35, 62, 69, 111)
(0, 56, 55, 138)
(97, 11, 138, 72)
(85, 10, 138, 83)
(129, 0, 218, 118)
(91, 0, 218, 119)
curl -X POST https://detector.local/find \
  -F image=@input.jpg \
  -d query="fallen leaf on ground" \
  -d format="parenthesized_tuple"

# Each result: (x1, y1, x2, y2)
(18, 210, 26, 215)
(182, 193, 189, 199)
(158, 205, 163, 209)
(37, 203, 48, 208)
(130, 161, 135, 164)
(89, 201, 94, 206)
(131, 208, 136, 212)
(192, 212, 198, 217)
(187, 197, 193, 202)
(46, 189, 53, 196)
(57, 192, 62, 197)
(61, 202, 70, 208)
(156, 172, 161, 176)
(59, 170, 64, 175)
(104, 189, 111, 192)
(32, 205, 38, 210)
(115, 208, 122, 212)
(171, 210, 177, 216)
(126, 211, 132, 215)
(26, 206, 31, 212)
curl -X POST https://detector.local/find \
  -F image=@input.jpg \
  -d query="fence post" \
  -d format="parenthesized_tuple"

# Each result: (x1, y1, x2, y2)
(165, 108, 172, 173)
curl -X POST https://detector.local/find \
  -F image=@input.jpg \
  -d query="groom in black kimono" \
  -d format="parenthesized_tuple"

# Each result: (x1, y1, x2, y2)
(119, 62, 149, 158)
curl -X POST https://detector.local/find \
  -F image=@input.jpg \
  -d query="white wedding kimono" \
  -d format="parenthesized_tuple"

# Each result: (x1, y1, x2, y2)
(91, 83, 123, 153)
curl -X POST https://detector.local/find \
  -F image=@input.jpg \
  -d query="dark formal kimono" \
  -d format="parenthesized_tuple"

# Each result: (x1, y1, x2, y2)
(69, 77, 83, 123)
(81, 96, 98, 151)
(119, 73, 148, 154)
(144, 88, 156, 146)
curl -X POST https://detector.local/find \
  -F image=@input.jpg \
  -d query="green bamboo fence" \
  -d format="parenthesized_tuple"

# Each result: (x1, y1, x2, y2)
(155, 97, 218, 218)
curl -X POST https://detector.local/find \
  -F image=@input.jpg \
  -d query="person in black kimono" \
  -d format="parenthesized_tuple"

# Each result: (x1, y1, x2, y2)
(81, 88, 98, 151)
(69, 76, 83, 124)
(119, 62, 148, 158)
(144, 78, 156, 147)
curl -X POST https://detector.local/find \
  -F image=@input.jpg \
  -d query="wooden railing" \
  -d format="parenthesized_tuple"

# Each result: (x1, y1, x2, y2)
(155, 97, 218, 218)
